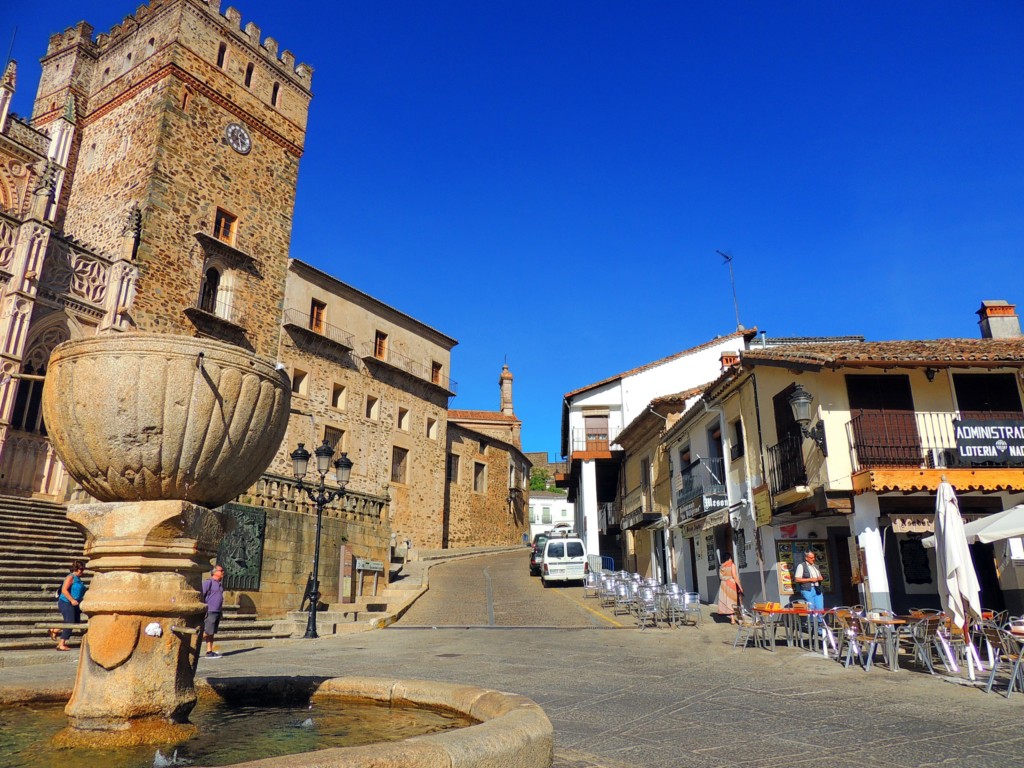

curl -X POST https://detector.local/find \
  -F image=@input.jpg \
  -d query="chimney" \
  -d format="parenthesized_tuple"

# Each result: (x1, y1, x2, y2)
(499, 364, 514, 416)
(720, 351, 740, 372)
(977, 300, 1022, 339)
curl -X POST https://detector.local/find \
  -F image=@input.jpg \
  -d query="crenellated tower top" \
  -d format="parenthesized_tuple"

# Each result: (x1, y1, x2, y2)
(44, 1, 313, 88)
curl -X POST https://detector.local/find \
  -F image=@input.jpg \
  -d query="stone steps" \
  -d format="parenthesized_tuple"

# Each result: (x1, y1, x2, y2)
(0, 494, 293, 649)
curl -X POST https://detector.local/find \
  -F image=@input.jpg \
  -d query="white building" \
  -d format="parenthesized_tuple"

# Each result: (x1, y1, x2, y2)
(557, 330, 756, 562)
(528, 490, 575, 540)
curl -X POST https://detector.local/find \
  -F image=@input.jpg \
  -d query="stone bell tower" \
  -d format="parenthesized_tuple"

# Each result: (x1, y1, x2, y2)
(31, 0, 314, 358)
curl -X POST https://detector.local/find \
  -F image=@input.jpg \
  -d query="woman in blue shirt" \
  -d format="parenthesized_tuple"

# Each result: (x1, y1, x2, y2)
(51, 560, 86, 651)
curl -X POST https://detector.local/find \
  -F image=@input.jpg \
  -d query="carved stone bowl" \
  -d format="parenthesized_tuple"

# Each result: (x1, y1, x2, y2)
(42, 333, 290, 508)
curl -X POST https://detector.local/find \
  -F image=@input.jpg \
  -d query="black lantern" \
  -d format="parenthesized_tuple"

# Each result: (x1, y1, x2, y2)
(291, 439, 352, 638)
(787, 384, 828, 456)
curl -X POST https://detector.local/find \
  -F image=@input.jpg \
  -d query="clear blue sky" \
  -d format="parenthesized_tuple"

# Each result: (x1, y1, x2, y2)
(6, 2, 1024, 458)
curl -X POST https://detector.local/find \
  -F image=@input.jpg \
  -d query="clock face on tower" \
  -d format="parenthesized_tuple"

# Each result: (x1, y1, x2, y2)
(225, 122, 252, 155)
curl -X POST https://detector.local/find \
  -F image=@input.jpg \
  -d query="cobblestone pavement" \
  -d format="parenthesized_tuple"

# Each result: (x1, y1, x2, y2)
(397, 549, 618, 628)
(4, 550, 1023, 767)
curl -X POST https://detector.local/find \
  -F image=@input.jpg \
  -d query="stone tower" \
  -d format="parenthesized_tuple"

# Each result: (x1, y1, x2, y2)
(31, 0, 313, 358)
(499, 363, 514, 416)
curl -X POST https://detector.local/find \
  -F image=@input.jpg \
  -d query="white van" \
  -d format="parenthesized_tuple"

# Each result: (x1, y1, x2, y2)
(541, 537, 587, 586)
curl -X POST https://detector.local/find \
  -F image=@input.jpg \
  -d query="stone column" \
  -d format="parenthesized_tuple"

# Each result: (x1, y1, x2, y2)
(64, 500, 227, 730)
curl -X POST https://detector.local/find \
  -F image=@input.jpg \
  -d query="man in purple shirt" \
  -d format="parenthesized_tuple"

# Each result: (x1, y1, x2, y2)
(200, 564, 225, 658)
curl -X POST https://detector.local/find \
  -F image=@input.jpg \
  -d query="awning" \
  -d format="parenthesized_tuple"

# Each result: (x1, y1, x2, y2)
(621, 511, 662, 531)
(679, 507, 730, 536)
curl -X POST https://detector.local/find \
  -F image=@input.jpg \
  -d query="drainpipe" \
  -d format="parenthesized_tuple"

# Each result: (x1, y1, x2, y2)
(744, 373, 769, 598)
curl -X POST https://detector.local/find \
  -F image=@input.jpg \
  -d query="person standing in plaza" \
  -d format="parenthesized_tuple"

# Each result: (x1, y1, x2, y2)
(200, 564, 225, 658)
(51, 560, 86, 651)
(716, 553, 742, 623)
(794, 552, 824, 610)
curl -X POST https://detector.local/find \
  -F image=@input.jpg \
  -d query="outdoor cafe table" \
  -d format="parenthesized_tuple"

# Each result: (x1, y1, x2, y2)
(754, 607, 832, 653)
(863, 616, 908, 672)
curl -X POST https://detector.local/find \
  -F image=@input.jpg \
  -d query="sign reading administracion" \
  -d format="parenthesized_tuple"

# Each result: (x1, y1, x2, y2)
(953, 419, 1024, 467)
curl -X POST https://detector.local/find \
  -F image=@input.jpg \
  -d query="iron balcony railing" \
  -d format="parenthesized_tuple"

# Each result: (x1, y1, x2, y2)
(767, 435, 807, 495)
(846, 409, 1024, 472)
(194, 294, 245, 325)
(675, 457, 726, 508)
(569, 425, 622, 454)
(360, 342, 458, 394)
(282, 307, 354, 348)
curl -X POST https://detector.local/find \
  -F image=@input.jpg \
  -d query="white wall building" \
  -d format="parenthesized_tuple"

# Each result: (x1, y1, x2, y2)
(528, 491, 575, 540)
(557, 330, 755, 561)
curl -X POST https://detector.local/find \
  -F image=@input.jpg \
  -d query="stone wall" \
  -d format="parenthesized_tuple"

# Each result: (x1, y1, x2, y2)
(445, 423, 529, 547)
(225, 483, 390, 617)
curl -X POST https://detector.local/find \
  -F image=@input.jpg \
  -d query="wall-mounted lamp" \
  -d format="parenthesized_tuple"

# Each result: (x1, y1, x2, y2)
(787, 384, 828, 457)
(924, 367, 938, 382)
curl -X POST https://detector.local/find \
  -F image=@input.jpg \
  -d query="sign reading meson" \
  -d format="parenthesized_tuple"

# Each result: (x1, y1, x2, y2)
(953, 419, 1024, 466)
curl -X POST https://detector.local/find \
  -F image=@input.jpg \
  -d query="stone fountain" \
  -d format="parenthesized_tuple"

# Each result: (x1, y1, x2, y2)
(41, 333, 290, 740)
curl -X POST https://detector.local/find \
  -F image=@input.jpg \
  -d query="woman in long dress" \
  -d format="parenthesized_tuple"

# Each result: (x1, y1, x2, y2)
(716, 555, 742, 623)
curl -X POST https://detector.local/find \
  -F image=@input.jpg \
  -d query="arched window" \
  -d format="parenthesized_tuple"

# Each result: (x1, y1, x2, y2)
(271, 82, 280, 107)
(217, 43, 228, 69)
(244, 63, 254, 88)
(199, 267, 221, 314)
(146, 37, 156, 56)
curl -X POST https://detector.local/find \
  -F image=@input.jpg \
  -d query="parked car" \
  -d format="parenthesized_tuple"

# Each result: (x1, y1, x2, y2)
(529, 533, 551, 576)
(540, 537, 587, 587)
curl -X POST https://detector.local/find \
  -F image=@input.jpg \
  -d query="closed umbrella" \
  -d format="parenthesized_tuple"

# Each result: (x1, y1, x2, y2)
(933, 480, 983, 678)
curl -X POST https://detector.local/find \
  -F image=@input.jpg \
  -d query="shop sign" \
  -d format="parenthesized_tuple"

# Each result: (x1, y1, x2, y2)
(678, 492, 728, 521)
(891, 513, 982, 534)
(753, 484, 772, 528)
(953, 419, 1024, 466)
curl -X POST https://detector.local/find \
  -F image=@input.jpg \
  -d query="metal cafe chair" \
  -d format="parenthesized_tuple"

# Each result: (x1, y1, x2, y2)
(978, 623, 1024, 698)
(582, 570, 601, 599)
(839, 613, 882, 670)
(906, 615, 947, 675)
(613, 581, 636, 616)
(633, 587, 659, 630)
(733, 604, 766, 649)
(682, 592, 703, 627)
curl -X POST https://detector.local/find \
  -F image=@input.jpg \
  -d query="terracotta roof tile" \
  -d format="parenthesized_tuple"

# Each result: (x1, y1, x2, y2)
(741, 338, 1024, 368)
(448, 409, 519, 422)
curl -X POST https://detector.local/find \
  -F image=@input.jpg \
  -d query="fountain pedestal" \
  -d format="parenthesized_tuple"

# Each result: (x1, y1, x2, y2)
(65, 500, 227, 730)
(41, 333, 291, 740)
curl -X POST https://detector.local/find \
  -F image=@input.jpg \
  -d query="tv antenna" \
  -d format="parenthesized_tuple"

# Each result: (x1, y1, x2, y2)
(716, 250, 742, 331)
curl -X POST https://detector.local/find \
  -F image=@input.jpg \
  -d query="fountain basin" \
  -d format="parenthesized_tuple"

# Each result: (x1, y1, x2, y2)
(0, 676, 554, 768)
(42, 333, 290, 508)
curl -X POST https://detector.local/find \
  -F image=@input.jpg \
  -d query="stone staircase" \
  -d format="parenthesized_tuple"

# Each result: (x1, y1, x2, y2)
(0, 496, 88, 651)
(0, 495, 290, 650)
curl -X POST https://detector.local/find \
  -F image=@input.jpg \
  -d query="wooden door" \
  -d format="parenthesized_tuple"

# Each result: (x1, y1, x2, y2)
(846, 374, 921, 467)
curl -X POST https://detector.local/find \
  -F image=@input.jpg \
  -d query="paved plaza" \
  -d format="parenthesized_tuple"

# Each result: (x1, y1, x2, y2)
(3, 550, 1023, 767)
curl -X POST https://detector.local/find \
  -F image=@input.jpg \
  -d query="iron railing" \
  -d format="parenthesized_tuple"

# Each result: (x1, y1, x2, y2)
(675, 457, 726, 508)
(194, 294, 245, 325)
(569, 425, 622, 454)
(846, 409, 1024, 472)
(360, 342, 457, 394)
(767, 435, 807, 495)
(282, 307, 354, 348)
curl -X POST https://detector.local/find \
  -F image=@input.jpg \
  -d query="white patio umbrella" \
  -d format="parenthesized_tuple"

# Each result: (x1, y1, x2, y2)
(932, 480, 983, 678)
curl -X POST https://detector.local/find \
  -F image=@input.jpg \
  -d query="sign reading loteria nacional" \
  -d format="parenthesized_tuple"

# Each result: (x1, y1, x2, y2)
(953, 419, 1024, 466)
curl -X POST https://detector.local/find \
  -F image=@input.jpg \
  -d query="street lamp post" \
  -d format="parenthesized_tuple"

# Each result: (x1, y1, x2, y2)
(290, 440, 353, 639)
